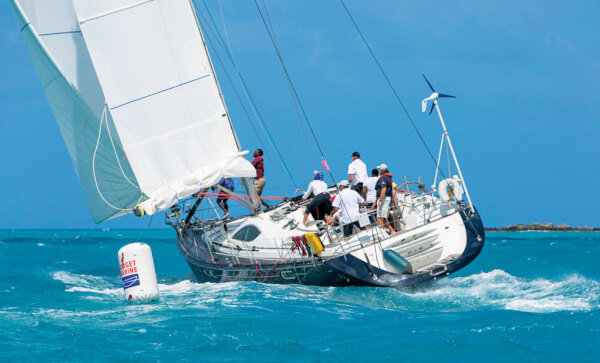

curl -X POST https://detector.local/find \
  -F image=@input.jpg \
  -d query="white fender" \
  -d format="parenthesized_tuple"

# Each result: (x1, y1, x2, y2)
(438, 178, 463, 202)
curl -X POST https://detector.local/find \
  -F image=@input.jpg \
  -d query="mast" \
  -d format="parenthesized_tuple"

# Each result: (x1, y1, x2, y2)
(188, 1, 260, 210)
(188, 0, 240, 150)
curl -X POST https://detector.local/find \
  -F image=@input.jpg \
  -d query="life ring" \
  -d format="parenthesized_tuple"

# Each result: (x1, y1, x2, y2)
(438, 178, 463, 202)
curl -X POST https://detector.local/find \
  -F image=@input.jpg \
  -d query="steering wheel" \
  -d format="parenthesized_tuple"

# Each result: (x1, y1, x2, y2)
(397, 182, 430, 194)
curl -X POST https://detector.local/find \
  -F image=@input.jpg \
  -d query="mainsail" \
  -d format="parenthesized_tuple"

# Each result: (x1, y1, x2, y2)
(12, 0, 141, 223)
(14, 0, 256, 220)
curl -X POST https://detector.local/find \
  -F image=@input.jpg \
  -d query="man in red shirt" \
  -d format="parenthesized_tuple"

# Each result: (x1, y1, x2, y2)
(252, 149, 269, 208)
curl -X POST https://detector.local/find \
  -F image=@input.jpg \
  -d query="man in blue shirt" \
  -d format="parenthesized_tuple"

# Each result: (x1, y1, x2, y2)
(214, 177, 234, 219)
(374, 164, 396, 234)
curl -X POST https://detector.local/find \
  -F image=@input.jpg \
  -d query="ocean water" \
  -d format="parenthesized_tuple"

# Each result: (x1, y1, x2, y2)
(1, 229, 599, 361)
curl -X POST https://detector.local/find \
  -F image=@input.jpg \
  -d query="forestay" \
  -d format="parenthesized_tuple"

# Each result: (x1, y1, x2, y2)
(71, 0, 256, 215)
(12, 0, 142, 223)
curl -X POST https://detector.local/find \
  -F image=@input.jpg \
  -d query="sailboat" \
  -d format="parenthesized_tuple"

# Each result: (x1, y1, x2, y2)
(12, 0, 484, 287)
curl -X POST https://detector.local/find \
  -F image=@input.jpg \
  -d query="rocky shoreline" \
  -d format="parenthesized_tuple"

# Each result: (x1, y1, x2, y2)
(485, 223, 599, 232)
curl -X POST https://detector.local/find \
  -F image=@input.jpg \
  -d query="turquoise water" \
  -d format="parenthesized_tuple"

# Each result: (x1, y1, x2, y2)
(1, 230, 599, 361)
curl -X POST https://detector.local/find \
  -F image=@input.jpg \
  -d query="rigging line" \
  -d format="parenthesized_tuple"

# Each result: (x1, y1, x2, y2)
(217, 0, 234, 61)
(195, 5, 292, 197)
(446, 138, 451, 178)
(252, 1, 327, 162)
(338, 0, 446, 179)
(195, 13, 265, 157)
(248, 90, 310, 184)
(92, 105, 142, 211)
(197, 0, 298, 191)
(254, 1, 339, 189)
(196, 13, 289, 197)
(213, 1, 307, 185)
(259, 0, 317, 170)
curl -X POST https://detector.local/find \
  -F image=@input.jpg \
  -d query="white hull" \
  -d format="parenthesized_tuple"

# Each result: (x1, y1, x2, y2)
(173, 189, 484, 287)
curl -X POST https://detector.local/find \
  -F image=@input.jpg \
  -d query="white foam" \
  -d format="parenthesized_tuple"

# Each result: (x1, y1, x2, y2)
(419, 269, 600, 313)
(65, 286, 121, 296)
(53, 271, 121, 302)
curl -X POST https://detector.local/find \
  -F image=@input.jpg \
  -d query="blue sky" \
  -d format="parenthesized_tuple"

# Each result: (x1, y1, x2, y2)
(1, 0, 598, 229)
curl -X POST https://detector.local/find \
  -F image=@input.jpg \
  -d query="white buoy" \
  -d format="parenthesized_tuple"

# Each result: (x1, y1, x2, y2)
(118, 242, 159, 302)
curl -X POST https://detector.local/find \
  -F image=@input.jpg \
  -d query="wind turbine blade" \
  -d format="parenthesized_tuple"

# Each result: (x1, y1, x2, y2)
(429, 102, 435, 115)
(439, 93, 456, 98)
(422, 74, 435, 92)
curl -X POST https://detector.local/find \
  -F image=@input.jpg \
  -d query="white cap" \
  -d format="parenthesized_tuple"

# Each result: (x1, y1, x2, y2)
(377, 163, 388, 170)
(338, 180, 349, 187)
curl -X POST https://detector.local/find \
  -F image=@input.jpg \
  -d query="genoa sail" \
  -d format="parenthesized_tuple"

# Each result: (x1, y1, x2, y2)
(72, 0, 256, 215)
(14, 0, 257, 220)
(12, 0, 142, 223)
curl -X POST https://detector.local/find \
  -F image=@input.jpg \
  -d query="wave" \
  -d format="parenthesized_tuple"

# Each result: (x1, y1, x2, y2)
(412, 269, 600, 313)
(51, 269, 600, 314)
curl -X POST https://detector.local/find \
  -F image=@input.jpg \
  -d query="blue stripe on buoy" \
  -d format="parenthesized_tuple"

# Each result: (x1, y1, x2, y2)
(122, 274, 140, 288)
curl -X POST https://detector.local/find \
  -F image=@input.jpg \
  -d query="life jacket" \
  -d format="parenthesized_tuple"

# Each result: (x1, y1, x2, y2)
(378, 172, 393, 184)
(377, 173, 394, 197)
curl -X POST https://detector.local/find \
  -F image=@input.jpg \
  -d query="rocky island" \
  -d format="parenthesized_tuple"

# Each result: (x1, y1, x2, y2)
(485, 223, 599, 232)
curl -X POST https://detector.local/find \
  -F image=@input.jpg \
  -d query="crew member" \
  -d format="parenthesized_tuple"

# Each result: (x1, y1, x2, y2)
(251, 149, 269, 209)
(375, 163, 396, 234)
(213, 177, 234, 219)
(348, 151, 368, 198)
(365, 168, 379, 208)
(331, 180, 364, 239)
(300, 171, 331, 225)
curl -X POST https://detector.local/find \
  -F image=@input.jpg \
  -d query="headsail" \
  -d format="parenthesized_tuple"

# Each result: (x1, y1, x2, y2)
(14, 0, 257, 220)
(72, 0, 256, 215)
(12, 0, 142, 223)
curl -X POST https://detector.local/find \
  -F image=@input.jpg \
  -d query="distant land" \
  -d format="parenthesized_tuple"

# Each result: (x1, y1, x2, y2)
(485, 223, 599, 232)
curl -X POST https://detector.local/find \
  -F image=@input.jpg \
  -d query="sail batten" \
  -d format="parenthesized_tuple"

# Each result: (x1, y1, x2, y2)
(77, 0, 154, 25)
(110, 75, 211, 111)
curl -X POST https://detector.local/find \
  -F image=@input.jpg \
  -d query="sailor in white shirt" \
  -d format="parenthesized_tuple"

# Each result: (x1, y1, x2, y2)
(300, 171, 331, 225)
(348, 151, 368, 198)
(364, 168, 379, 207)
(331, 180, 364, 238)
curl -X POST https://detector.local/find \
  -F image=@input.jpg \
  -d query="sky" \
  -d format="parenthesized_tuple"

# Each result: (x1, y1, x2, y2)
(0, 0, 599, 229)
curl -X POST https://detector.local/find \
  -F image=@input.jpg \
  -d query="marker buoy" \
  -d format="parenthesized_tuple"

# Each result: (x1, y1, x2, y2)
(118, 242, 159, 302)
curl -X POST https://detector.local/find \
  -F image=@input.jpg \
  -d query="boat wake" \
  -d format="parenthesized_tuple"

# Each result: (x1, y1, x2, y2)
(412, 269, 600, 313)
(51, 269, 600, 314)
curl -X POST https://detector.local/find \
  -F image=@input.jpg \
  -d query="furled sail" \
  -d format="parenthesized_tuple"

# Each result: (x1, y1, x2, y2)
(72, 0, 256, 215)
(12, 0, 142, 223)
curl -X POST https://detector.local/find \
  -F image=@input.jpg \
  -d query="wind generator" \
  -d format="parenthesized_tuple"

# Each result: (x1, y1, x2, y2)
(421, 75, 474, 211)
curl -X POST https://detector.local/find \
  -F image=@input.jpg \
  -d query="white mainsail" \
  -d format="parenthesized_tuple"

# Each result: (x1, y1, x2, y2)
(72, 0, 256, 215)
(12, 0, 142, 223)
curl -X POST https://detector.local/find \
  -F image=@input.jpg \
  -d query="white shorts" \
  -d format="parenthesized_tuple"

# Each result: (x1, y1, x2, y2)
(377, 196, 392, 218)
